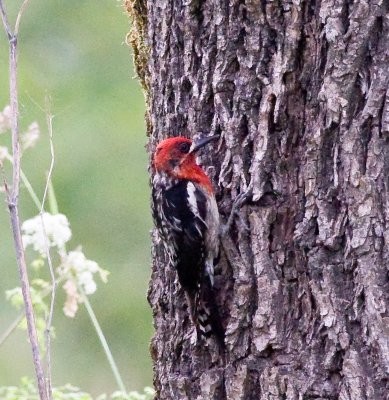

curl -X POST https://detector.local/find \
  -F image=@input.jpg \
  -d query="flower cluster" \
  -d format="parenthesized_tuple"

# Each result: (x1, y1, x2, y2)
(22, 212, 72, 256)
(0, 103, 40, 159)
(59, 248, 109, 317)
(0, 105, 11, 134)
(20, 212, 108, 318)
(21, 121, 40, 151)
(0, 146, 9, 162)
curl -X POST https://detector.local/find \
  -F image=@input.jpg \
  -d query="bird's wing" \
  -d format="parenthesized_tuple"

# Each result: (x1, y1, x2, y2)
(161, 180, 208, 292)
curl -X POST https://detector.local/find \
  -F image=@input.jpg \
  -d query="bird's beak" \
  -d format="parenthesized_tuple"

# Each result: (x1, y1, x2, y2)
(190, 134, 220, 153)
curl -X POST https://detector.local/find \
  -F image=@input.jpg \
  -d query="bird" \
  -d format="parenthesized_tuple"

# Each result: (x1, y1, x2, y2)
(151, 134, 224, 344)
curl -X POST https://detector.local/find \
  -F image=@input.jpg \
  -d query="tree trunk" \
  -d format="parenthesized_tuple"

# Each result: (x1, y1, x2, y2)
(127, 0, 389, 398)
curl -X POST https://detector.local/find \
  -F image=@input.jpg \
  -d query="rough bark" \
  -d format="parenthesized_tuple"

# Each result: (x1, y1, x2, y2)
(127, 1, 389, 398)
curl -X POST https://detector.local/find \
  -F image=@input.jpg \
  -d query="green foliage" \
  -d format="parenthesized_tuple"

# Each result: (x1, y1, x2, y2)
(5, 282, 55, 347)
(0, 378, 155, 400)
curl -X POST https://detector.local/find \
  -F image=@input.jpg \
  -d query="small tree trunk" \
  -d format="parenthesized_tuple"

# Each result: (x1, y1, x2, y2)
(127, 0, 389, 398)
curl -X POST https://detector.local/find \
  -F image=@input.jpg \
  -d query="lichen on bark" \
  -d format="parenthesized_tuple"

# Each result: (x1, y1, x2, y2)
(125, 0, 149, 93)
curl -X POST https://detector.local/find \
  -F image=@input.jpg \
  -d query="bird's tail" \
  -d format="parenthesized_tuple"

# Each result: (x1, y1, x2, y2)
(187, 277, 225, 347)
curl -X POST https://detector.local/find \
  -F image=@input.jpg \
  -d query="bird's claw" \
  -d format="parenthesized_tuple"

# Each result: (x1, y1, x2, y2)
(220, 188, 253, 236)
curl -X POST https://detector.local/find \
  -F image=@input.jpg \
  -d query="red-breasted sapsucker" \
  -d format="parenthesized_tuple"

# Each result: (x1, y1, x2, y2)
(151, 135, 224, 344)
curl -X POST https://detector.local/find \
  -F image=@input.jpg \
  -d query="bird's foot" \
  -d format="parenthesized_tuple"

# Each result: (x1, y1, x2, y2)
(220, 186, 282, 236)
(220, 187, 253, 237)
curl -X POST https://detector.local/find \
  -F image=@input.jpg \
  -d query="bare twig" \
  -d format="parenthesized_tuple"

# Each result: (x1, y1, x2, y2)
(0, 0, 12, 39)
(0, 312, 24, 346)
(15, 0, 31, 36)
(0, 1, 48, 399)
(40, 95, 56, 400)
(7, 194, 48, 400)
(42, 96, 55, 208)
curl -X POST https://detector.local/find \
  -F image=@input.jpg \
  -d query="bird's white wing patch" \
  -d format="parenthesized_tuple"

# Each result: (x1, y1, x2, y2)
(187, 182, 208, 238)
(187, 182, 200, 219)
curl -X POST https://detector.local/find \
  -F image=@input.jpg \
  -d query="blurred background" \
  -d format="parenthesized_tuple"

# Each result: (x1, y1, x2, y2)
(0, 0, 153, 395)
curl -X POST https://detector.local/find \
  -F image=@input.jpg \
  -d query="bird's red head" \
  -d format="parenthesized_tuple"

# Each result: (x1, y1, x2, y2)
(153, 135, 219, 193)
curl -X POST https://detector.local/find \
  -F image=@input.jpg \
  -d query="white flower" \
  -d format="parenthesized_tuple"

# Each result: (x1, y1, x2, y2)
(0, 146, 9, 161)
(62, 279, 80, 318)
(78, 271, 96, 294)
(21, 122, 40, 151)
(59, 249, 108, 316)
(22, 212, 72, 255)
(0, 105, 11, 134)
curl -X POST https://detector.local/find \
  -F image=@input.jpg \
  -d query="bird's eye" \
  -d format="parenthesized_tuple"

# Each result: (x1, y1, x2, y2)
(178, 142, 190, 154)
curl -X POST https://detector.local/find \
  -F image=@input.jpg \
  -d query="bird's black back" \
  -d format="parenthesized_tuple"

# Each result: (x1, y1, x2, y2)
(153, 179, 207, 294)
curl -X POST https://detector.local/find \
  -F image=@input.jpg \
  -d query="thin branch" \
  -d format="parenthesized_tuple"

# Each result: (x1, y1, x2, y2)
(8, 204, 48, 400)
(15, 0, 31, 36)
(0, 0, 12, 39)
(40, 215, 55, 400)
(0, 312, 24, 346)
(9, 39, 20, 205)
(40, 96, 56, 400)
(0, 1, 48, 399)
(41, 96, 55, 209)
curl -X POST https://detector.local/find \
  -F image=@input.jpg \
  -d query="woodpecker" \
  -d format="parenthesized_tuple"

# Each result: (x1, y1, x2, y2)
(151, 135, 224, 344)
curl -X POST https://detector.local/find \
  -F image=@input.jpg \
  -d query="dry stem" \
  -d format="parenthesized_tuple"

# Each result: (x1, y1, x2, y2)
(41, 96, 56, 399)
(0, 1, 48, 399)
